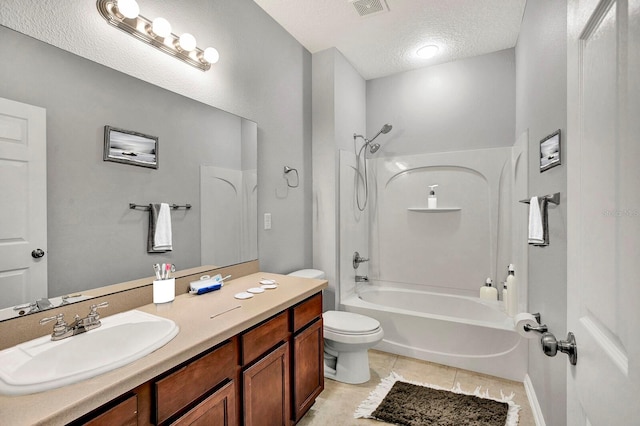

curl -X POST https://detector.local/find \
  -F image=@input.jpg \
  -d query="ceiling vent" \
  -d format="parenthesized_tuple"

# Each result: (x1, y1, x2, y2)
(349, 0, 389, 17)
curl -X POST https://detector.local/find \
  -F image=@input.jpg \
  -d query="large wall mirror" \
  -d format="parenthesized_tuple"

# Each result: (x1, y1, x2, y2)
(0, 25, 258, 320)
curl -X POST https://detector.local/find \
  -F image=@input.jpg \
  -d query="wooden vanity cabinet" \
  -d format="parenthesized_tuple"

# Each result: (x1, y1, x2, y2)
(71, 292, 323, 426)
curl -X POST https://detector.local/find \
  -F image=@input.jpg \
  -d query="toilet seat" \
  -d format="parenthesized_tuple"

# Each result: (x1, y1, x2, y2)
(323, 311, 380, 335)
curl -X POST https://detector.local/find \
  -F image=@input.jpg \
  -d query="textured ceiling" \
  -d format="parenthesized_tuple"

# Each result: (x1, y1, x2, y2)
(253, 0, 527, 80)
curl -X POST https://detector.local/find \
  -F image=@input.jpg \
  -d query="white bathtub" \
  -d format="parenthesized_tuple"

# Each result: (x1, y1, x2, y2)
(342, 286, 527, 381)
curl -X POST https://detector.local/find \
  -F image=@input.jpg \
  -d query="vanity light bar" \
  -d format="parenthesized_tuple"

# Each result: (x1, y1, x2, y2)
(97, 0, 219, 71)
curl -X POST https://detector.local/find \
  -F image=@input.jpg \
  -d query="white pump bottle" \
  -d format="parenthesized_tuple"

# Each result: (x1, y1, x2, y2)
(480, 277, 498, 300)
(506, 264, 518, 316)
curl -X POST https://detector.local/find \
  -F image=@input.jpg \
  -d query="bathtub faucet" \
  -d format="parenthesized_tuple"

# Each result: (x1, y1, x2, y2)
(353, 251, 370, 269)
(355, 275, 369, 283)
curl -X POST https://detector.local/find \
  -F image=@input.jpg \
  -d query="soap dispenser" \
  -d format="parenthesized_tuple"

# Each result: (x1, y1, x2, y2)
(480, 278, 498, 300)
(428, 184, 438, 208)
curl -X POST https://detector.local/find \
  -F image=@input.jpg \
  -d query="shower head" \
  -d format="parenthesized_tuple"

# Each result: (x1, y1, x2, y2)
(368, 123, 393, 143)
(369, 143, 381, 154)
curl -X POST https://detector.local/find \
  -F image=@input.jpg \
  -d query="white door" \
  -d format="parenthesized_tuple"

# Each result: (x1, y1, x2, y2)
(0, 98, 47, 309)
(567, 0, 640, 424)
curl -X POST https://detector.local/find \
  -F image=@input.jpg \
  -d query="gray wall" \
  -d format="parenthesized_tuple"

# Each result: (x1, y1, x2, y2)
(312, 48, 366, 310)
(0, 0, 312, 296)
(366, 49, 516, 156)
(516, 1, 568, 425)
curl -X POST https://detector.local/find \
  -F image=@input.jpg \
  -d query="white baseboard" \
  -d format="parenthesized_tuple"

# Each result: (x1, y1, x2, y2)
(524, 374, 546, 426)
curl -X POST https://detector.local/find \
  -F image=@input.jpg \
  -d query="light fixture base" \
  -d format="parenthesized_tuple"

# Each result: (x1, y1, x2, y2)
(97, 0, 213, 71)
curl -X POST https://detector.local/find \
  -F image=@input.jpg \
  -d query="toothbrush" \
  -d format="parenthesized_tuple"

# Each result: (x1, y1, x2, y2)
(153, 264, 161, 280)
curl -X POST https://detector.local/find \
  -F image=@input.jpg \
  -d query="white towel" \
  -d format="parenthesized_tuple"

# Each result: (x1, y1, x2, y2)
(528, 196, 544, 244)
(153, 203, 173, 251)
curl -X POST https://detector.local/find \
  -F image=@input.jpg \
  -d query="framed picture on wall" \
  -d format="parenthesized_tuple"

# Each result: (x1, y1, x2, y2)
(539, 129, 561, 172)
(103, 125, 159, 169)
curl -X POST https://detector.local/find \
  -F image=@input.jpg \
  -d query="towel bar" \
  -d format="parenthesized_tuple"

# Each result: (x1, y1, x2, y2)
(284, 166, 299, 188)
(129, 203, 192, 210)
(519, 192, 560, 205)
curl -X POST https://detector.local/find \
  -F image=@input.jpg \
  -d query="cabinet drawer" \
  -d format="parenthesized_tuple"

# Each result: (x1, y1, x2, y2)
(155, 339, 237, 424)
(292, 293, 322, 332)
(241, 311, 289, 365)
(81, 394, 137, 426)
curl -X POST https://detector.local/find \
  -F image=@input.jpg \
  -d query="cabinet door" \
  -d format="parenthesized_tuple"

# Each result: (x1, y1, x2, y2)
(292, 319, 324, 422)
(243, 342, 290, 426)
(171, 381, 237, 426)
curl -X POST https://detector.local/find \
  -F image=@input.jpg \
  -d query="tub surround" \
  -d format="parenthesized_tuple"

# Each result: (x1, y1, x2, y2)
(0, 269, 327, 425)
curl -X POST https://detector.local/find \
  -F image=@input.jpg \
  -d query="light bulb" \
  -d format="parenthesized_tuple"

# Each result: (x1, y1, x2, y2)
(178, 33, 197, 52)
(416, 45, 439, 59)
(151, 17, 172, 38)
(116, 0, 139, 19)
(202, 47, 219, 64)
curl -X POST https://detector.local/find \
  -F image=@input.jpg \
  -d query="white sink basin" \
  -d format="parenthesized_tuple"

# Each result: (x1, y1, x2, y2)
(0, 310, 179, 396)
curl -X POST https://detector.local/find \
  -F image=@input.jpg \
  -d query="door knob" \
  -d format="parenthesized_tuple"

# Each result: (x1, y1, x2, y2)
(541, 331, 577, 365)
(31, 249, 45, 259)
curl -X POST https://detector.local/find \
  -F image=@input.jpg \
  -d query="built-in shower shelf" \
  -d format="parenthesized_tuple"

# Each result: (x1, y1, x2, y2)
(408, 207, 461, 212)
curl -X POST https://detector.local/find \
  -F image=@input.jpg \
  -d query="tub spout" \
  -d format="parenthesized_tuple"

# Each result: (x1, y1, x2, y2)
(355, 275, 369, 283)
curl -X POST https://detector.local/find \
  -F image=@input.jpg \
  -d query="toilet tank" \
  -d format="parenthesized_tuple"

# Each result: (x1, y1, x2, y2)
(288, 269, 325, 280)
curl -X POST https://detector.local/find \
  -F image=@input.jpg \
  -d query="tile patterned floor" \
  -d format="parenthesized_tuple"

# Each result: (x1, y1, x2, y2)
(298, 350, 535, 426)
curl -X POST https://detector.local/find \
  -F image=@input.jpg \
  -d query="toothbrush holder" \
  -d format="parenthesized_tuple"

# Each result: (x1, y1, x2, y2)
(153, 278, 175, 304)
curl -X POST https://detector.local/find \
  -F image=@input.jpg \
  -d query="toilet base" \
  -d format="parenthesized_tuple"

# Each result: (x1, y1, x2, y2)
(323, 345, 371, 384)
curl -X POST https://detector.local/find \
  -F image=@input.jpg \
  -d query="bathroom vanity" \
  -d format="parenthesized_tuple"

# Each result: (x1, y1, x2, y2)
(0, 268, 327, 425)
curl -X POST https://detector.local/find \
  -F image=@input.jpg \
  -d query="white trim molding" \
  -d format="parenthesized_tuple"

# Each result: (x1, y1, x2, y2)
(524, 374, 546, 426)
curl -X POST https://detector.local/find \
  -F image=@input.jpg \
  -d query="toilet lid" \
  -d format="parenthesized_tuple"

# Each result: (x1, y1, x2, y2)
(323, 311, 380, 335)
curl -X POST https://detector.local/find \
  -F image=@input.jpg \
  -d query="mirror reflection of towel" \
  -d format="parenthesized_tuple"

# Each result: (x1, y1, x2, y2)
(148, 203, 173, 253)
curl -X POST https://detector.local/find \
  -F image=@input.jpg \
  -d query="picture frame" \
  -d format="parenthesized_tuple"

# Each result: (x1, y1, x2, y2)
(539, 129, 561, 172)
(103, 125, 158, 169)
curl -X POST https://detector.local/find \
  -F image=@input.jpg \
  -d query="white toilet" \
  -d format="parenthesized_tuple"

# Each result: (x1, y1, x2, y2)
(288, 269, 384, 384)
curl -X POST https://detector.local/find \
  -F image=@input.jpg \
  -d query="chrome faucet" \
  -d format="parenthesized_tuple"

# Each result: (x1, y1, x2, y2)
(13, 297, 53, 315)
(352, 251, 370, 269)
(355, 275, 369, 283)
(39, 302, 109, 341)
